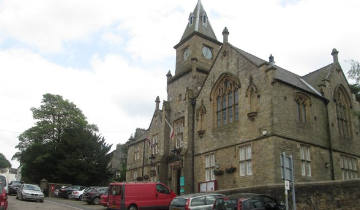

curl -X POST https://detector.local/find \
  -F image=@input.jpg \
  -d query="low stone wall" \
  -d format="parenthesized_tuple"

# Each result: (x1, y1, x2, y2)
(215, 179, 360, 210)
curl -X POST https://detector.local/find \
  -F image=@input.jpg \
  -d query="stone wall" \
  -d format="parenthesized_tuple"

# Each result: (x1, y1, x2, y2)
(216, 179, 360, 210)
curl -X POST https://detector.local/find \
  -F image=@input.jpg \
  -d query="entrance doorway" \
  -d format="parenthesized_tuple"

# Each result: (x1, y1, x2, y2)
(176, 169, 181, 195)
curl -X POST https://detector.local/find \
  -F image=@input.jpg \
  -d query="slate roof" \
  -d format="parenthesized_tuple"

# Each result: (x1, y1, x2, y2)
(179, 0, 217, 43)
(229, 44, 323, 98)
(302, 64, 334, 91)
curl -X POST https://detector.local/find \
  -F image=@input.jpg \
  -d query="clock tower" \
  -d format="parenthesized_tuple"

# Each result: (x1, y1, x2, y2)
(173, 0, 222, 77)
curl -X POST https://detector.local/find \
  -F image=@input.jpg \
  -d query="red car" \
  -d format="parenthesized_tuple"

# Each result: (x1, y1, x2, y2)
(0, 176, 8, 210)
(100, 194, 108, 207)
(212, 193, 285, 210)
(108, 182, 176, 210)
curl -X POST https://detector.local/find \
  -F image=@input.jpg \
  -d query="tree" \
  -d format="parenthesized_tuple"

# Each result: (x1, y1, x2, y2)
(347, 60, 360, 84)
(0, 153, 11, 169)
(349, 84, 360, 102)
(14, 93, 111, 185)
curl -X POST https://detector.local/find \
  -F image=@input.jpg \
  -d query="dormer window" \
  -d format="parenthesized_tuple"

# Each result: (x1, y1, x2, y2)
(202, 14, 207, 25)
(189, 13, 194, 25)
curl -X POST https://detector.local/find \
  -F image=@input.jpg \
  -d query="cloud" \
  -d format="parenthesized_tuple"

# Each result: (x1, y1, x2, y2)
(1, 0, 360, 168)
(0, 49, 167, 167)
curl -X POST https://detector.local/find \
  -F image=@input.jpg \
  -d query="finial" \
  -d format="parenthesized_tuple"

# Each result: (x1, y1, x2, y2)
(155, 96, 160, 111)
(222, 27, 229, 43)
(269, 54, 275, 64)
(331, 48, 339, 63)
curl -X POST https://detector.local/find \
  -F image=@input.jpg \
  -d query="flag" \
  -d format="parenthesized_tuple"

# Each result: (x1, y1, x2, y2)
(165, 118, 174, 140)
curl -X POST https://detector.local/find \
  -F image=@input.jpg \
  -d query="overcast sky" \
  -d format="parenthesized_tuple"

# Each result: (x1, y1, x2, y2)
(0, 0, 359, 168)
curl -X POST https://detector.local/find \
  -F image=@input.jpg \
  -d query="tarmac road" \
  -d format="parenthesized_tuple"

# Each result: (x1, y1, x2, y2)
(7, 195, 107, 210)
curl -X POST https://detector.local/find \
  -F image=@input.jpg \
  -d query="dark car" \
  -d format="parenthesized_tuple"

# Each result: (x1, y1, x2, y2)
(169, 193, 225, 210)
(82, 187, 108, 205)
(8, 181, 22, 195)
(213, 193, 285, 210)
(58, 185, 85, 199)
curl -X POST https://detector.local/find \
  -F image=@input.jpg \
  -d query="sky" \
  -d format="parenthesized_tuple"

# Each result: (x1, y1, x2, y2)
(0, 0, 359, 168)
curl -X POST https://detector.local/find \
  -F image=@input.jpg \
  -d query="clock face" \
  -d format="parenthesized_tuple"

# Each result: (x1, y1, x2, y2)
(202, 46, 212, 59)
(183, 48, 190, 60)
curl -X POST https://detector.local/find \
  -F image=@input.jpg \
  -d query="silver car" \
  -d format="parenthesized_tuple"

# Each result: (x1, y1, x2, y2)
(16, 184, 44, 202)
(169, 193, 224, 210)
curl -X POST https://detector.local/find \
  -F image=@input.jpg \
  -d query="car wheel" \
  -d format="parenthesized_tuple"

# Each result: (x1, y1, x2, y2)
(93, 197, 100, 205)
(78, 195, 82, 200)
(40, 199, 44, 203)
(128, 205, 138, 210)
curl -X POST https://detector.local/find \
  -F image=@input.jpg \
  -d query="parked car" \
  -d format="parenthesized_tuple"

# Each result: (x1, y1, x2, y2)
(82, 187, 108, 205)
(100, 193, 109, 207)
(169, 193, 225, 210)
(68, 186, 86, 200)
(58, 185, 85, 199)
(16, 184, 44, 202)
(212, 193, 285, 210)
(0, 177, 8, 210)
(107, 182, 176, 210)
(8, 181, 22, 195)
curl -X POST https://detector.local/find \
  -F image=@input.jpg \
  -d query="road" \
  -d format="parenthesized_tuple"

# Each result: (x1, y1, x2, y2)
(7, 195, 107, 210)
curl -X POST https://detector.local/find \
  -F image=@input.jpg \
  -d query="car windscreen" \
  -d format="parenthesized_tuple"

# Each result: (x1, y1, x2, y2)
(24, 184, 41, 191)
(170, 197, 187, 207)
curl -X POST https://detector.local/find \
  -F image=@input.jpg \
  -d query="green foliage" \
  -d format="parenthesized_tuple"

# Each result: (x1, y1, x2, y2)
(347, 60, 360, 84)
(14, 93, 111, 185)
(0, 153, 11, 169)
(349, 84, 360, 102)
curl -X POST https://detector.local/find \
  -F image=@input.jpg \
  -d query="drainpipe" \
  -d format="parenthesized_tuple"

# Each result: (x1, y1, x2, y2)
(142, 139, 146, 177)
(325, 101, 335, 180)
(191, 98, 196, 193)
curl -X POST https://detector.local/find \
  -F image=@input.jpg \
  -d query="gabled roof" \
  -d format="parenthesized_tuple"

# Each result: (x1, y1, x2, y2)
(302, 64, 334, 90)
(178, 0, 217, 45)
(228, 44, 323, 98)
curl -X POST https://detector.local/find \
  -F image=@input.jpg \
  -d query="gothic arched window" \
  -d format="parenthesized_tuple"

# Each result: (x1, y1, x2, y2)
(211, 74, 240, 128)
(295, 93, 311, 123)
(334, 86, 352, 138)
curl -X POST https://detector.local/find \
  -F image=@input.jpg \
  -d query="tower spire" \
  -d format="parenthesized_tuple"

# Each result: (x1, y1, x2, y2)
(177, 0, 217, 46)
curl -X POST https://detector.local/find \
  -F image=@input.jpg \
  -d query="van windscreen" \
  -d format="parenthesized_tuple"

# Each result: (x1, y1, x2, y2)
(170, 197, 187, 207)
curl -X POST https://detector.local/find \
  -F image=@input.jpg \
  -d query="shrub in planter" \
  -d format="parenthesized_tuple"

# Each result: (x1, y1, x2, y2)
(214, 169, 224, 176)
(225, 166, 236, 174)
(136, 176, 144, 181)
(143, 175, 149, 180)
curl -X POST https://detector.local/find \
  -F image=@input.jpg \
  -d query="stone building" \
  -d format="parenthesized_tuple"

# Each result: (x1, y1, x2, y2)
(126, 0, 360, 195)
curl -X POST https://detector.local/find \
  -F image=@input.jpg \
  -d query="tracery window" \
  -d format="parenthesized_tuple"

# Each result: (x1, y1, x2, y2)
(335, 87, 352, 138)
(174, 118, 184, 149)
(295, 93, 311, 123)
(212, 75, 240, 128)
(151, 135, 159, 155)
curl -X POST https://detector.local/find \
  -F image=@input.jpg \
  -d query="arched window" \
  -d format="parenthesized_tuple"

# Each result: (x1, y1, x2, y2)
(295, 93, 311, 123)
(211, 74, 240, 128)
(334, 86, 352, 138)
